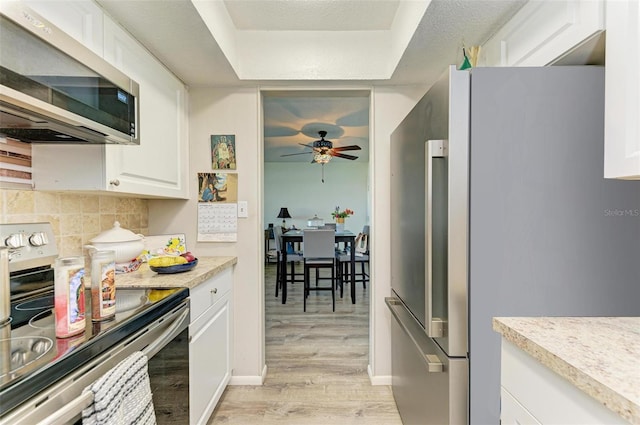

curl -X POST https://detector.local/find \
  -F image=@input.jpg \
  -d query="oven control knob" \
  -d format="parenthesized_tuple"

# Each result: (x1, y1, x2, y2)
(29, 232, 49, 247)
(5, 233, 27, 248)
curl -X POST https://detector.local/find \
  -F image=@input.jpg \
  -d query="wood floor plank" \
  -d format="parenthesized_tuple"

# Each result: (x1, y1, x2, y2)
(207, 262, 401, 424)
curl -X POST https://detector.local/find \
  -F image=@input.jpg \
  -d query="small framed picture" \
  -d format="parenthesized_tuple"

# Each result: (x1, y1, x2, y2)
(198, 172, 238, 203)
(211, 135, 236, 170)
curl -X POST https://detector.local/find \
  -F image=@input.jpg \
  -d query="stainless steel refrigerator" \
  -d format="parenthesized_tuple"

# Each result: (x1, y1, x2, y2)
(387, 65, 640, 424)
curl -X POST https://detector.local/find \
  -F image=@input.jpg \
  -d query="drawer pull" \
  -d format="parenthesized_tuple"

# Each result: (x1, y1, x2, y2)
(425, 354, 443, 373)
(211, 288, 218, 294)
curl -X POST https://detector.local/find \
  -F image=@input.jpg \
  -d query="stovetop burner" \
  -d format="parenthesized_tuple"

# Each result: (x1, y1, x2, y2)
(1, 284, 190, 417)
(0, 222, 191, 419)
(10, 289, 54, 330)
(0, 336, 54, 380)
(15, 298, 54, 312)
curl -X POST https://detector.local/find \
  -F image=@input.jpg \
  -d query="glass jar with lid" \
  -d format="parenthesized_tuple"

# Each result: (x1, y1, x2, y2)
(307, 215, 324, 228)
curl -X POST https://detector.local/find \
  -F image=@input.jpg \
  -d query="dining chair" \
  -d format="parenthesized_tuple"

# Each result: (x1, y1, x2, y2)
(337, 225, 369, 293)
(302, 229, 337, 312)
(273, 226, 303, 299)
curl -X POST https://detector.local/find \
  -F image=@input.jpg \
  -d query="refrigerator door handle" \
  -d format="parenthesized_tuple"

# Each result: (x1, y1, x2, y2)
(426, 139, 446, 338)
(425, 354, 444, 373)
(386, 297, 444, 373)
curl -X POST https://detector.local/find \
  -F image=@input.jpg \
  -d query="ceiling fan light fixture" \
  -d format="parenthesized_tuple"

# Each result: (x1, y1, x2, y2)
(314, 153, 332, 164)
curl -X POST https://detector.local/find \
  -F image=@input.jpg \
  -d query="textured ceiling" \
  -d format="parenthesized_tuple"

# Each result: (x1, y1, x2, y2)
(95, 0, 526, 161)
(223, 0, 400, 31)
(97, 0, 526, 87)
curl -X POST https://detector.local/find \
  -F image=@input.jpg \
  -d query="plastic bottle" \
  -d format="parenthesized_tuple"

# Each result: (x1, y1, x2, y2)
(54, 256, 86, 338)
(90, 250, 116, 321)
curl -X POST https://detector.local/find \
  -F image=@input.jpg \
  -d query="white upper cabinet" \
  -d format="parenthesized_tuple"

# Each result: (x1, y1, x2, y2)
(31, 1, 189, 199)
(479, 0, 604, 67)
(24, 0, 104, 56)
(101, 18, 189, 198)
(604, 0, 640, 179)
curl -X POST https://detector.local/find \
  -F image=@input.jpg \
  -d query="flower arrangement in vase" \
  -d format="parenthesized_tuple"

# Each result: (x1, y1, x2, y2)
(331, 207, 353, 231)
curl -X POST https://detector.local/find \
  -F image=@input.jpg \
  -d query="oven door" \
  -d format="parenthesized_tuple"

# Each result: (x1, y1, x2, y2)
(0, 299, 189, 425)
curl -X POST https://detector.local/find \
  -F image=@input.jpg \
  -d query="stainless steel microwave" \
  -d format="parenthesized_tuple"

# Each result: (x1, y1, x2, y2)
(0, 2, 140, 145)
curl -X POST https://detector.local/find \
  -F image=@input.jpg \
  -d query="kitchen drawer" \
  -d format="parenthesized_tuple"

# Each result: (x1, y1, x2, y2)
(501, 387, 541, 425)
(190, 267, 232, 322)
(501, 340, 626, 424)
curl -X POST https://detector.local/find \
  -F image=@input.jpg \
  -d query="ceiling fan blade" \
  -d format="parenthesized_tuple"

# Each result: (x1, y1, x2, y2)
(299, 143, 315, 148)
(280, 151, 312, 157)
(332, 152, 359, 160)
(331, 145, 362, 152)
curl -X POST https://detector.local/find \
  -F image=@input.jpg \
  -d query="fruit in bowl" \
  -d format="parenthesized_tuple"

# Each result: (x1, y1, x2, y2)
(149, 255, 198, 274)
(148, 256, 188, 268)
(180, 251, 196, 262)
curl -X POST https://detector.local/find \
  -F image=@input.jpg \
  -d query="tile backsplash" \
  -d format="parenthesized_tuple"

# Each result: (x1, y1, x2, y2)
(0, 189, 148, 257)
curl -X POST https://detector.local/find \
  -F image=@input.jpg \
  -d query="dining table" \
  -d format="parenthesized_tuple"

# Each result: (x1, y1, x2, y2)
(281, 229, 357, 305)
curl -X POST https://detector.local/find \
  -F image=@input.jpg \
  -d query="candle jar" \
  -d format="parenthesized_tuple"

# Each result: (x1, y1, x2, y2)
(90, 250, 116, 322)
(54, 256, 86, 338)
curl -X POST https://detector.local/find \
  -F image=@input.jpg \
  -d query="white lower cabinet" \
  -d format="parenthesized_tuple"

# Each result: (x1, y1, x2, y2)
(501, 387, 541, 425)
(188, 268, 233, 425)
(500, 339, 626, 425)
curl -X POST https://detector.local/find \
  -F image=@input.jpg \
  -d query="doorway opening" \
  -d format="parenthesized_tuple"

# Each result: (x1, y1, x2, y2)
(261, 88, 373, 378)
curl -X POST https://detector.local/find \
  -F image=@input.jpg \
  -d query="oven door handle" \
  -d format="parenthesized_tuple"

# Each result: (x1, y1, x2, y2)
(35, 304, 190, 425)
(36, 391, 92, 425)
(142, 304, 189, 358)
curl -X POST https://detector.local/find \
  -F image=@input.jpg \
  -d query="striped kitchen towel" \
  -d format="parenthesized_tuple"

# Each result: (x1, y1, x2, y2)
(82, 351, 157, 425)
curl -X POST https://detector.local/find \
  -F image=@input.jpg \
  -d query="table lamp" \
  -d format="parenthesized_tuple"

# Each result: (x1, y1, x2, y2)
(277, 207, 291, 229)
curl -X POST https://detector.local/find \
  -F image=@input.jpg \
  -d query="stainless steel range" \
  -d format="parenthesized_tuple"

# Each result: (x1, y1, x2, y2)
(0, 223, 190, 424)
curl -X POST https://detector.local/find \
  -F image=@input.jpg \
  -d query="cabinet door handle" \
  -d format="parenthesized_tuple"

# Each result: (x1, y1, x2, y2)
(211, 288, 218, 294)
(109, 179, 120, 186)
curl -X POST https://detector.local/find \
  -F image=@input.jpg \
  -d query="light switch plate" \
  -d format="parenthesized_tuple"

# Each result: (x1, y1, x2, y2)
(237, 201, 248, 217)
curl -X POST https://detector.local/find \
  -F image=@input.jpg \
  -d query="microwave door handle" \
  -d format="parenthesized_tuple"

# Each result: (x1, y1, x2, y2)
(426, 139, 446, 338)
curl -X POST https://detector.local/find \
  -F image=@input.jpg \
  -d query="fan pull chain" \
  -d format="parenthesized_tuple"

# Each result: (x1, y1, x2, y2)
(322, 163, 325, 183)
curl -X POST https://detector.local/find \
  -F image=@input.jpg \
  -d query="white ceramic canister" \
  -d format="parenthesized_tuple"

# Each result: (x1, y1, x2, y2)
(86, 221, 145, 264)
(90, 250, 116, 322)
(54, 256, 86, 338)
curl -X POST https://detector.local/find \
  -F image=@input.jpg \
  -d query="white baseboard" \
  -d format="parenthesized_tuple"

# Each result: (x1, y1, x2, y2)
(368, 364, 392, 386)
(228, 364, 267, 386)
(229, 365, 391, 386)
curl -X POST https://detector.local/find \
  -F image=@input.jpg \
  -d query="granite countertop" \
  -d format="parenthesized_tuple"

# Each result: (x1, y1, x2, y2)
(113, 256, 237, 289)
(493, 317, 640, 424)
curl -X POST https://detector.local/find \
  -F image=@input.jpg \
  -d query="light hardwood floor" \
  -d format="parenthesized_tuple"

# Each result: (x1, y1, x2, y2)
(207, 262, 402, 424)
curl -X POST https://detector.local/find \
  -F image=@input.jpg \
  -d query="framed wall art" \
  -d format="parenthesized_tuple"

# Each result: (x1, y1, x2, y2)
(210, 134, 236, 170)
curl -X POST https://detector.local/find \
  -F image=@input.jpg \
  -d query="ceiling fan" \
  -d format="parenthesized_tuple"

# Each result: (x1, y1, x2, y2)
(280, 130, 362, 163)
(280, 130, 362, 182)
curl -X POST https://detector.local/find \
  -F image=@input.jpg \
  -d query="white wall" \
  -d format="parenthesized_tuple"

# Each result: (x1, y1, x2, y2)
(149, 83, 427, 385)
(149, 86, 265, 383)
(368, 85, 428, 382)
(264, 162, 369, 234)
